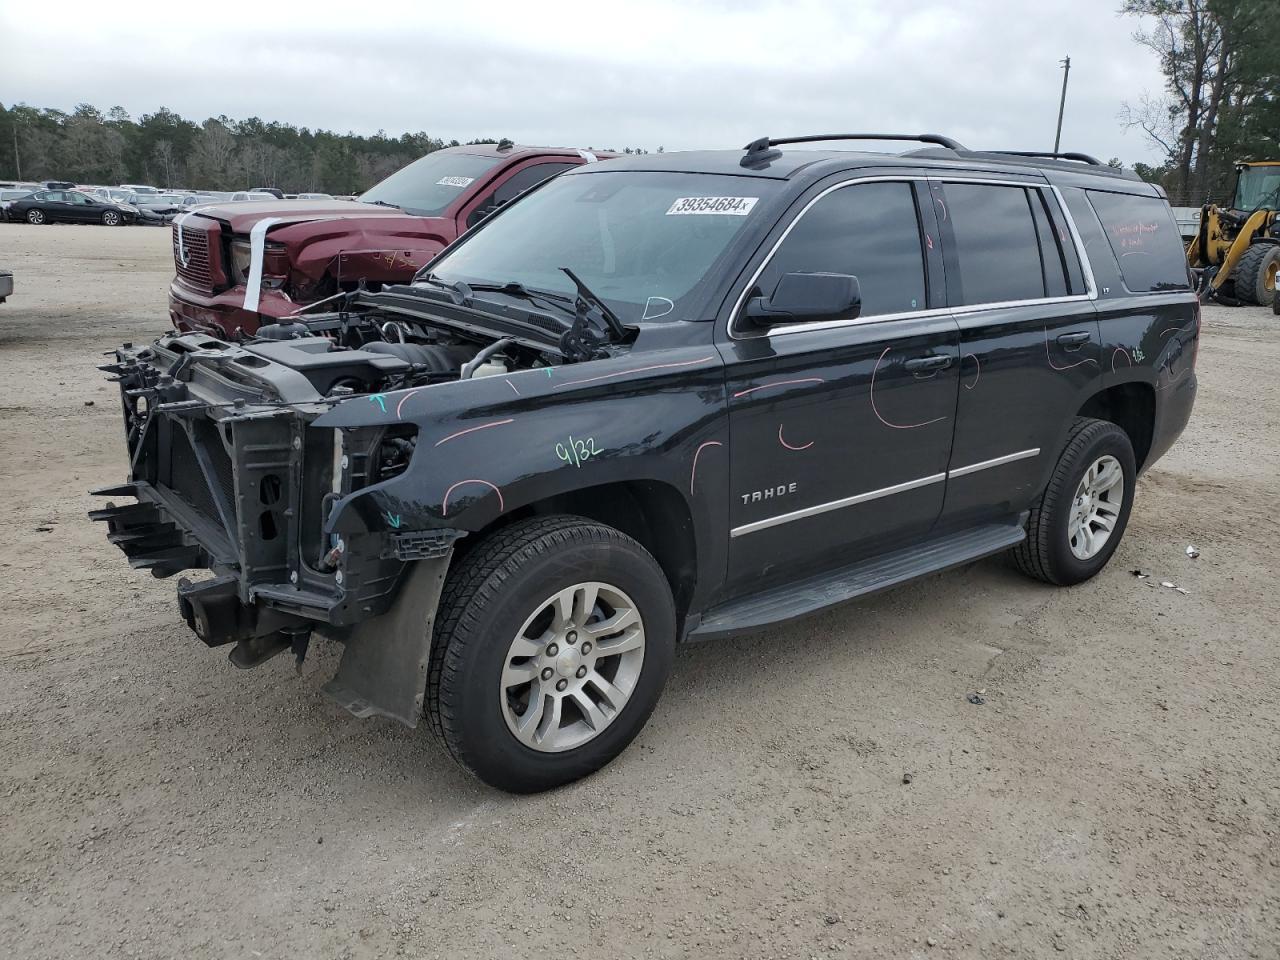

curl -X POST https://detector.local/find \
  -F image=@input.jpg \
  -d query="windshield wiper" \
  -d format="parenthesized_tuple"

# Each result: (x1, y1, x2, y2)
(560, 267, 627, 340)
(363, 199, 401, 209)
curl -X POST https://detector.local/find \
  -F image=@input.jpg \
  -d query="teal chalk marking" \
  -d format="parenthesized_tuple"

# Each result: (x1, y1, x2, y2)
(370, 394, 387, 413)
(544, 367, 553, 377)
(386, 511, 401, 529)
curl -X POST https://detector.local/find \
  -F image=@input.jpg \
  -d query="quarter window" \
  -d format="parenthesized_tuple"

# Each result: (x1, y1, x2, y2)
(754, 181, 927, 319)
(943, 183, 1046, 305)
(1086, 190, 1191, 293)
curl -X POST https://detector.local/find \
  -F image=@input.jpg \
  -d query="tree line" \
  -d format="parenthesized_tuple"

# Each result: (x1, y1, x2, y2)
(0, 103, 656, 194)
(1120, 0, 1279, 206)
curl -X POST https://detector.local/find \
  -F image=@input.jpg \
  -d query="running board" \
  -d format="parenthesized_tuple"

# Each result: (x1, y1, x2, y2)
(688, 519, 1026, 642)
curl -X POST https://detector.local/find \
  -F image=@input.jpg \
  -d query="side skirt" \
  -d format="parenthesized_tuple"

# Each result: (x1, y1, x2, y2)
(687, 516, 1027, 642)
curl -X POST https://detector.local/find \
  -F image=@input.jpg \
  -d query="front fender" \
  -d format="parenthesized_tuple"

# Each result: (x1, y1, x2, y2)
(314, 347, 729, 544)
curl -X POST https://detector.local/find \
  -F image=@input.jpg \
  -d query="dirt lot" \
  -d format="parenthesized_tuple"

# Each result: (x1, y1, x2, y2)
(1, 224, 1277, 960)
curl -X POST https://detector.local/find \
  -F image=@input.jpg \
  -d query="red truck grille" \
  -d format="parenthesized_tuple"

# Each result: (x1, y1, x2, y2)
(172, 221, 216, 292)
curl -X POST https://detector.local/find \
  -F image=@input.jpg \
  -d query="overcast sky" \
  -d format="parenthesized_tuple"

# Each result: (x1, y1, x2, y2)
(1, 0, 1168, 164)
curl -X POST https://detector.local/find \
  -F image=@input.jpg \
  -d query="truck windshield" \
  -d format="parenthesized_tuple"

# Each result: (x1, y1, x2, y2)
(359, 152, 503, 217)
(1234, 167, 1280, 212)
(425, 171, 779, 323)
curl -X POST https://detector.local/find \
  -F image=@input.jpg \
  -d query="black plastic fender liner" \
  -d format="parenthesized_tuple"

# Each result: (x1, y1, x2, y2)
(321, 554, 452, 728)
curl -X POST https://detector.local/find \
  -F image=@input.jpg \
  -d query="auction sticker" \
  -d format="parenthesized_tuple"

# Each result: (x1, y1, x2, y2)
(436, 176, 475, 187)
(666, 196, 758, 216)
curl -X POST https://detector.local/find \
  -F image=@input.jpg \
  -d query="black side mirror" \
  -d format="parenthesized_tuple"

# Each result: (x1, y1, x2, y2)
(745, 272, 861, 327)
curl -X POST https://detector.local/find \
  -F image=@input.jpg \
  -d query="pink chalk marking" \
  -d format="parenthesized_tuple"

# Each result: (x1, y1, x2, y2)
(689, 440, 722, 495)
(777, 424, 814, 451)
(963, 352, 981, 390)
(926, 234, 934, 250)
(552, 356, 715, 389)
(1156, 363, 1192, 391)
(506, 379, 520, 396)
(1111, 347, 1132, 372)
(395, 387, 429, 419)
(870, 347, 948, 430)
(441, 479, 504, 517)
(434, 418, 515, 447)
(1043, 326, 1099, 371)
(732, 377, 825, 399)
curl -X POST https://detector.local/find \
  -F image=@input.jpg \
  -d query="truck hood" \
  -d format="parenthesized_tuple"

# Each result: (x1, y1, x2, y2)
(189, 199, 408, 233)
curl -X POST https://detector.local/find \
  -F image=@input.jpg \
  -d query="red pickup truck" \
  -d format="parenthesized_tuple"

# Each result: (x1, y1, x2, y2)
(168, 142, 605, 337)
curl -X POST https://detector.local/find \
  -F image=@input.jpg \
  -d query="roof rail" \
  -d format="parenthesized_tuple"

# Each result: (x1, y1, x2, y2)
(987, 149, 1102, 166)
(741, 133, 965, 168)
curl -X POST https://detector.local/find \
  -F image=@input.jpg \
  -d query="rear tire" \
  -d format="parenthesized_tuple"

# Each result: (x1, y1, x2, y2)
(1012, 417, 1136, 586)
(426, 515, 676, 793)
(1232, 243, 1280, 305)
(26, 209, 44, 225)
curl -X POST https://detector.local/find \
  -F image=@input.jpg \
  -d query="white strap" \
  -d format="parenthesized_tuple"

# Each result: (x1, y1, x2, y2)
(243, 217, 283, 312)
(173, 212, 192, 267)
(576, 149, 598, 163)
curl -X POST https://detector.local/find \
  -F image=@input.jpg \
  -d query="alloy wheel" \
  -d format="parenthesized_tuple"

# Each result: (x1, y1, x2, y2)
(500, 581, 646, 753)
(1068, 454, 1124, 560)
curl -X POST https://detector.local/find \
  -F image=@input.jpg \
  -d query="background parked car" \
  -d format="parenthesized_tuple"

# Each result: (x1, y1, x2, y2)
(1, 189, 36, 221)
(295, 192, 334, 200)
(90, 187, 137, 204)
(128, 193, 184, 224)
(9, 189, 136, 225)
(178, 194, 220, 209)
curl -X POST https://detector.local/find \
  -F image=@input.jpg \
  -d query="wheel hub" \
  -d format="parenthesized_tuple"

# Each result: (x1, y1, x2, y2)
(554, 645, 584, 678)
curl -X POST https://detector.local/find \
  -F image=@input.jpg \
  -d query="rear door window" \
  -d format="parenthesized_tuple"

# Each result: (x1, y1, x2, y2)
(1086, 190, 1190, 293)
(941, 183, 1046, 305)
(755, 181, 928, 318)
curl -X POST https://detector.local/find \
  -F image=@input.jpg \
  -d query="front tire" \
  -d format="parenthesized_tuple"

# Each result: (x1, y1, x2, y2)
(426, 515, 676, 793)
(102, 210, 120, 226)
(1232, 243, 1280, 306)
(1012, 417, 1136, 586)
(26, 209, 45, 225)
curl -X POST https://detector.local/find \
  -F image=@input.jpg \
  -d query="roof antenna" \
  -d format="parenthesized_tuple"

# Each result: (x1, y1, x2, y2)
(741, 136, 783, 169)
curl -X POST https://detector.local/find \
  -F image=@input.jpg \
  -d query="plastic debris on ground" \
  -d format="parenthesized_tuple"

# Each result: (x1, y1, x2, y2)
(1186, 544, 1200, 559)
(966, 692, 985, 705)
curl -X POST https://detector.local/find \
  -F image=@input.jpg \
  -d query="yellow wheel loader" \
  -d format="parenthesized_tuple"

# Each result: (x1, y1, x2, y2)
(1187, 161, 1280, 306)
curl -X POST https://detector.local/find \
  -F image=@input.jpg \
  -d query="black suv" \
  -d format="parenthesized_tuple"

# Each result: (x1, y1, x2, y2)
(93, 134, 1198, 792)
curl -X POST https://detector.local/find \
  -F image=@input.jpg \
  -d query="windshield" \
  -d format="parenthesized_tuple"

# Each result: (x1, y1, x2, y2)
(359, 151, 502, 216)
(426, 171, 779, 323)
(1234, 167, 1280, 212)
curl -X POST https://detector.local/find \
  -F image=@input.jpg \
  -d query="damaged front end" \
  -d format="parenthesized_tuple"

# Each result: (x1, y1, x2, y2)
(91, 332, 457, 725)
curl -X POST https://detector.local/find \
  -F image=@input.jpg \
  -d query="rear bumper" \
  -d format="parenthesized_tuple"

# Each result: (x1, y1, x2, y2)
(1146, 372, 1197, 472)
(168, 281, 295, 338)
(0, 270, 12, 302)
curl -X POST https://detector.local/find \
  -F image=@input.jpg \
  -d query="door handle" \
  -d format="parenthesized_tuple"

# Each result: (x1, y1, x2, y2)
(903, 354, 953, 372)
(1057, 331, 1091, 351)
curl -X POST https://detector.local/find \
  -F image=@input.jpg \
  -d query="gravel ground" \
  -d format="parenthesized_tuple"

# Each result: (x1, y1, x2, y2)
(1, 224, 1277, 960)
